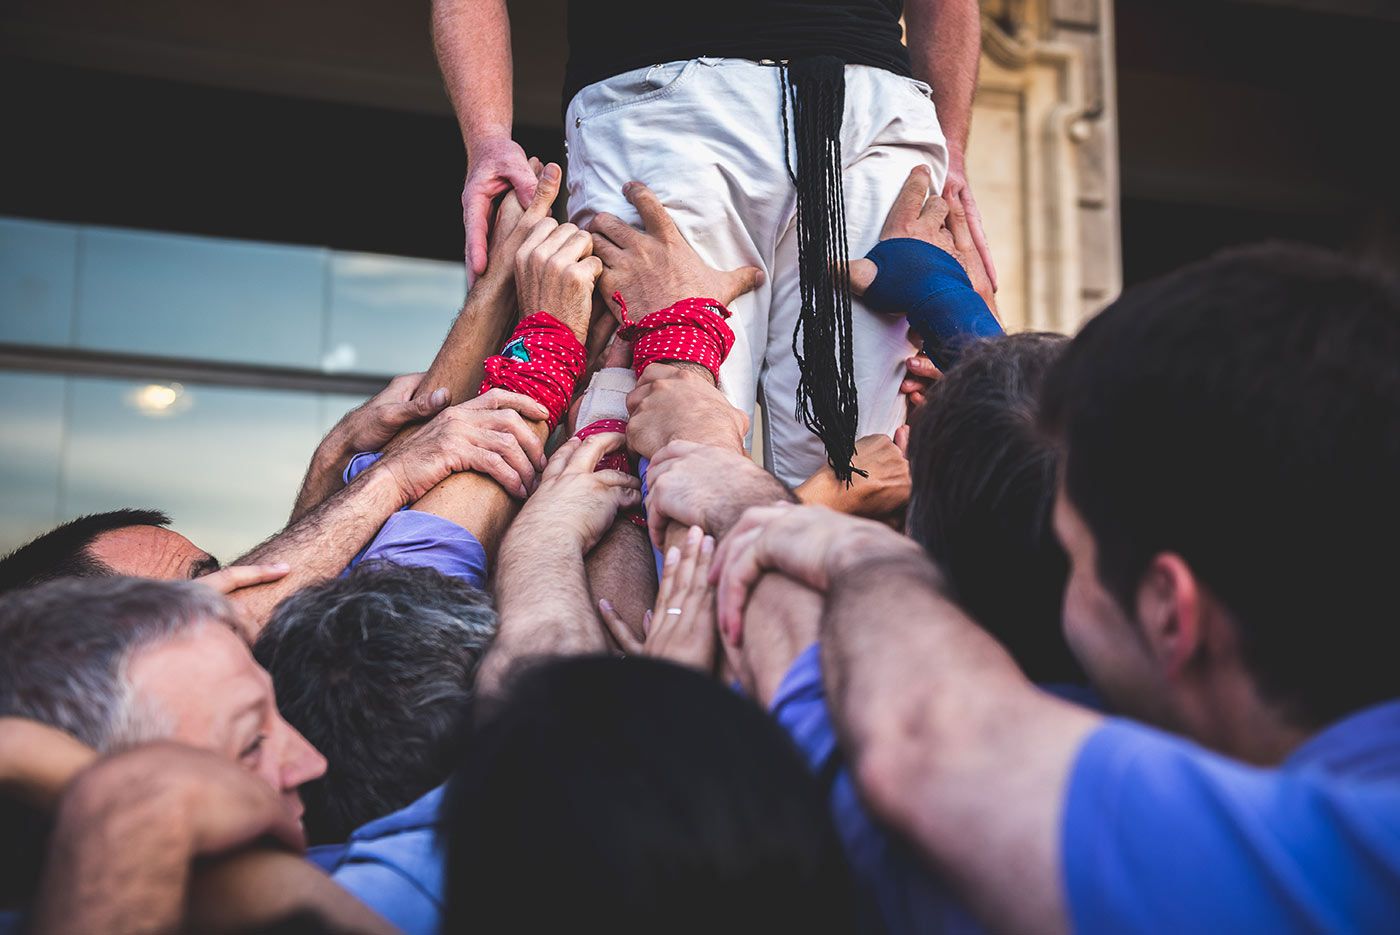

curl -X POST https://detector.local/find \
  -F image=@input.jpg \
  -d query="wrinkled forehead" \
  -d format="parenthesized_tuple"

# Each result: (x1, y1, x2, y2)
(124, 622, 271, 746)
(89, 525, 216, 579)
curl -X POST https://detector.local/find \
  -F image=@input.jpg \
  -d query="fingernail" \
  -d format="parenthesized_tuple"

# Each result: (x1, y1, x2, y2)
(600, 599, 613, 613)
(272, 562, 290, 571)
(702, 536, 714, 554)
(622, 181, 633, 194)
(666, 546, 681, 566)
(431, 387, 449, 406)
(687, 525, 702, 544)
(544, 164, 560, 181)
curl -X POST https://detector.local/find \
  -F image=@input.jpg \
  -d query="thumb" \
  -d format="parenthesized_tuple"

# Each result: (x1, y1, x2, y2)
(723, 265, 766, 301)
(507, 162, 540, 207)
(848, 257, 877, 296)
(523, 163, 562, 220)
(391, 387, 449, 426)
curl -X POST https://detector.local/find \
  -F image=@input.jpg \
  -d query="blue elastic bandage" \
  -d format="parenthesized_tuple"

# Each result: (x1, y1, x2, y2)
(861, 238, 1003, 370)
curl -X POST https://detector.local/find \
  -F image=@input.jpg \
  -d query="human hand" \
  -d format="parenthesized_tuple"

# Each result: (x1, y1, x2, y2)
(796, 433, 911, 518)
(514, 217, 603, 335)
(901, 343, 944, 410)
(478, 159, 563, 292)
(514, 432, 641, 552)
(625, 365, 749, 459)
(599, 524, 718, 671)
(848, 165, 996, 312)
(373, 389, 551, 502)
(463, 137, 540, 281)
(710, 503, 920, 643)
(643, 440, 790, 549)
(589, 181, 764, 317)
(942, 157, 998, 296)
(58, 743, 305, 858)
(322, 373, 451, 462)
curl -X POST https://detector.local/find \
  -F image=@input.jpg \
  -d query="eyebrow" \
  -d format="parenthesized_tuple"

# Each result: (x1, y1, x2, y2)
(188, 554, 222, 578)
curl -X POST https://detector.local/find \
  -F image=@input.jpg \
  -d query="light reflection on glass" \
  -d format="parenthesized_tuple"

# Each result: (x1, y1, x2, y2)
(127, 381, 190, 417)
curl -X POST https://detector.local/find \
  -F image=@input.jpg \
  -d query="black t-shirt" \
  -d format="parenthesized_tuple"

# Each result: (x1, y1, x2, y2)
(563, 1, 910, 105)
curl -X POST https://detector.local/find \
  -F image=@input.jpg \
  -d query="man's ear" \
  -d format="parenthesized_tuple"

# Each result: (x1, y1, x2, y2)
(1134, 553, 1203, 680)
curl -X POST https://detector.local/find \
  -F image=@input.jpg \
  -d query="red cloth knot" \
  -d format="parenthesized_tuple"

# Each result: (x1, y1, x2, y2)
(612, 292, 735, 382)
(479, 312, 586, 433)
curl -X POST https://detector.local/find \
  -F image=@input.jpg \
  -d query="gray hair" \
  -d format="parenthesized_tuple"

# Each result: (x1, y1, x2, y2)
(0, 576, 238, 751)
(253, 561, 498, 843)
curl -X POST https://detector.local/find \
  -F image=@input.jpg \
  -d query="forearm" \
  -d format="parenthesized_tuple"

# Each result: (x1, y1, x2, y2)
(432, 0, 514, 148)
(186, 851, 395, 935)
(744, 574, 822, 707)
(586, 518, 658, 644)
(480, 534, 608, 694)
(413, 275, 515, 409)
(906, 0, 982, 156)
(0, 719, 96, 809)
(230, 467, 406, 632)
(33, 786, 192, 934)
(289, 436, 354, 522)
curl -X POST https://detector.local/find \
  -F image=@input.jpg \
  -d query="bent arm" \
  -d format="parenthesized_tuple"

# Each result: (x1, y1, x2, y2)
(822, 549, 1100, 935)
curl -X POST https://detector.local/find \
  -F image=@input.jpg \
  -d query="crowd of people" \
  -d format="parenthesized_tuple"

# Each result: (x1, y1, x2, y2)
(2, 134, 1399, 932)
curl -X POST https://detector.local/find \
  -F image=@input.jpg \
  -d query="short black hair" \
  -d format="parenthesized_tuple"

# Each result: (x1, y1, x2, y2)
(444, 656, 854, 935)
(907, 333, 1082, 684)
(1040, 242, 1400, 727)
(254, 562, 498, 844)
(0, 509, 171, 595)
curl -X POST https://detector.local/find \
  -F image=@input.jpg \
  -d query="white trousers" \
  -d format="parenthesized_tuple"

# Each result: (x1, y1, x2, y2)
(565, 58, 948, 486)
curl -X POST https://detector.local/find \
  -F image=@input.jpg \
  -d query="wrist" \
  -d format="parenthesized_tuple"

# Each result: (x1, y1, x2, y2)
(829, 532, 928, 583)
(466, 127, 514, 158)
(796, 470, 838, 509)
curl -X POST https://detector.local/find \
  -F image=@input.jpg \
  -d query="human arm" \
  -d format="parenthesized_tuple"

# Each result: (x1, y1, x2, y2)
(796, 431, 911, 520)
(599, 524, 717, 671)
(904, 0, 997, 291)
(30, 744, 305, 935)
(477, 433, 641, 694)
(642, 440, 794, 549)
(291, 373, 450, 521)
(431, 0, 537, 279)
(0, 719, 96, 809)
(710, 505, 1102, 933)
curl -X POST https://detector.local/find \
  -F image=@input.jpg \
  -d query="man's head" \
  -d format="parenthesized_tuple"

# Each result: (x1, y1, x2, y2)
(0, 577, 325, 818)
(254, 562, 498, 844)
(444, 655, 853, 934)
(1040, 244, 1400, 754)
(0, 509, 216, 595)
(906, 333, 1081, 684)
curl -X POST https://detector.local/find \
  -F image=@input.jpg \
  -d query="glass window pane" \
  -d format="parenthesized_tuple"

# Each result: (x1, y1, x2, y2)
(326, 252, 462, 375)
(0, 372, 66, 554)
(61, 377, 324, 561)
(0, 217, 78, 347)
(75, 227, 327, 369)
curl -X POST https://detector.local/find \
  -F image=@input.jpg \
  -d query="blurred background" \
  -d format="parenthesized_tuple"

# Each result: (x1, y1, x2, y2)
(2, 0, 1397, 557)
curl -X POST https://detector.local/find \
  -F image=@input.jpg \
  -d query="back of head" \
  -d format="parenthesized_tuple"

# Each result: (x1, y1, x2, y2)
(254, 562, 497, 844)
(443, 656, 854, 935)
(1040, 243, 1400, 727)
(0, 509, 171, 595)
(907, 333, 1081, 684)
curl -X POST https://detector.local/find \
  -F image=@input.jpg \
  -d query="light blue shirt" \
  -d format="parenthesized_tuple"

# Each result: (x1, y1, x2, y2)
(330, 784, 444, 935)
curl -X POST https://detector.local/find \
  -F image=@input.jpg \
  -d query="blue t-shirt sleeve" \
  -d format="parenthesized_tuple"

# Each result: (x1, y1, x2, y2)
(1064, 719, 1400, 933)
(332, 860, 440, 935)
(349, 510, 489, 589)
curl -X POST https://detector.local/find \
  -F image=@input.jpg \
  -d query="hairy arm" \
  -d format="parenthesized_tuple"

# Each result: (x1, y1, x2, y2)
(432, 0, 514, 150)
(905, 0, 982, 156)
(821, 548, 1100, 934)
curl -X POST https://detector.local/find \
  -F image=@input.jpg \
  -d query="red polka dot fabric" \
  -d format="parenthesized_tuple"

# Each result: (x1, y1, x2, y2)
(612, 293, 737, 381)
(478, 312, 586, 432)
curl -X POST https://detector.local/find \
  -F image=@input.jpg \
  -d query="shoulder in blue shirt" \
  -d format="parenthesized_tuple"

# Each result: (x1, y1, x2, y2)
(330, 784, 445, 935)
(1063, 700, 1400, 933)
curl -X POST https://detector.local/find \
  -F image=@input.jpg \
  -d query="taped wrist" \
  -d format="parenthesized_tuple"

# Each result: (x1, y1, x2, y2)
(612, 292, 736, 382)
(478, 312, 586, 432)
(575, 367, 637, 429)
(862, 238, 1003, 370)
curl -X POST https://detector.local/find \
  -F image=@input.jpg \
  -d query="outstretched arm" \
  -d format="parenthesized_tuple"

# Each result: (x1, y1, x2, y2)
(712, 505, 1101, 934)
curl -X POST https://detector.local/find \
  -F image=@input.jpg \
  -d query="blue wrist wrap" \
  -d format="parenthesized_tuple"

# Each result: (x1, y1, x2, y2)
(862, 238, 1003, 370)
